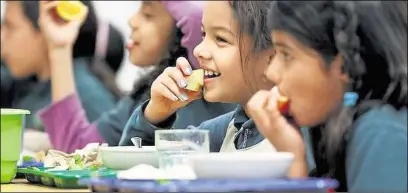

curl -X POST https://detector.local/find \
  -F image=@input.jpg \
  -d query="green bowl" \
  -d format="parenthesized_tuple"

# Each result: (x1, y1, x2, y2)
(1, 109, 30, 184)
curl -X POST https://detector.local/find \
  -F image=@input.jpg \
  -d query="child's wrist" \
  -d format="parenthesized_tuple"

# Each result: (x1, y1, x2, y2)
(144, 99, 177, 125)
(48, 45, 73, 55)
(48, 47, 73, 63)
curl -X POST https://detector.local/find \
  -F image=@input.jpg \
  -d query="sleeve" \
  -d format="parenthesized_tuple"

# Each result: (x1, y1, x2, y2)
(346, 118, 407, 192)
(119, 99, 234, 152)
(38, 94, 134, 153)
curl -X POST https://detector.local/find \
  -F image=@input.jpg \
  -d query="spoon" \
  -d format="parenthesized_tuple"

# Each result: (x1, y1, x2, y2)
(131, 137, 142, 148)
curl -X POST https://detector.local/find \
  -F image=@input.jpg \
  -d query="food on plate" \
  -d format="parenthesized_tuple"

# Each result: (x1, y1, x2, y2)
(277, 96, 290, 114)
(43, 143, 106, 171)
(56, 1, 87, 21)
(185, 69, 204, 91)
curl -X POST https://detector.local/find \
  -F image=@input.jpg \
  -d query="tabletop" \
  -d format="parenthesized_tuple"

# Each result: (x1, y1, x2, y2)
(0, 179, 90, 192)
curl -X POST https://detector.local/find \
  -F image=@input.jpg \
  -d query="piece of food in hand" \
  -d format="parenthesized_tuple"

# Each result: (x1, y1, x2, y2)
(277, 96, 290, 114)
(185, 69, 204, 91)
(56, 1, 87, 21)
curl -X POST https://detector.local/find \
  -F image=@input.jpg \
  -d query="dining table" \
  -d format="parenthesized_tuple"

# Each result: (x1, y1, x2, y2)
(1, 179, 89, 192)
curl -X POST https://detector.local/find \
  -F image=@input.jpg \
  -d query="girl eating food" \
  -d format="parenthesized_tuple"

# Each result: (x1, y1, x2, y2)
(248, 1, 407, 191)
(120, 1, 279, 154)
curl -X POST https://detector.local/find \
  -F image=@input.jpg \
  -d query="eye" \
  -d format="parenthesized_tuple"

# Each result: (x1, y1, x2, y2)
(280, 50, 293, 61)
(215, 36, 228, 43)
(142, 12, 153, 19)
(267, 54, 274, 65)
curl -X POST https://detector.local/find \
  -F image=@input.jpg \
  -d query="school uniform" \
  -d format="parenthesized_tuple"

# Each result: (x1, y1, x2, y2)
(120, 100, 276, 152)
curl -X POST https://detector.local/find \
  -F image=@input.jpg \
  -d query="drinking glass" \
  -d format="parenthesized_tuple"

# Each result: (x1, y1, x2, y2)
(155, 129, 209, 170)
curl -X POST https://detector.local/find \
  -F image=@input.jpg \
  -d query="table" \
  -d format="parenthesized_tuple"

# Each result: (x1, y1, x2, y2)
(0, 179, 89, 192)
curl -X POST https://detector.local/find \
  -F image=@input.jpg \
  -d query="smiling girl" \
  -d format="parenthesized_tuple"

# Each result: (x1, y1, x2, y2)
(248, 1, 407, 192)
(120, 1, 278, 153)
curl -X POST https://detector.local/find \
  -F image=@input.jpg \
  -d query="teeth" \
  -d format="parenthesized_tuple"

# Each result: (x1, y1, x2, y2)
(204, 69, 220, 77)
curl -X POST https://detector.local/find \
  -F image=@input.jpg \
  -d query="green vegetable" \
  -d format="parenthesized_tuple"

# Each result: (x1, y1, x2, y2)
(68, 154, 85, 170)
(87, 165, 99, 171)
(23, 156, 34, 162)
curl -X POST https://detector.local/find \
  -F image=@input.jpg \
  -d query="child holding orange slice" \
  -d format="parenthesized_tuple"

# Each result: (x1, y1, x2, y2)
(0, 1, 124, 153)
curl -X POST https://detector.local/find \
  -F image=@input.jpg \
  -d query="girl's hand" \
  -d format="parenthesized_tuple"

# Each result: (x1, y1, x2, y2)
(246, 87, 305, 153)
(145, 57, 201, 124)
(38, 1, 88, 49)
(247, 87, 308, 177)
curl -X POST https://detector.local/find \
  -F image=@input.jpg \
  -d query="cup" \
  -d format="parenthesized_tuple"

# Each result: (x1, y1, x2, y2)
(155, 129, 209, 170)
(1, 109, 30, 183)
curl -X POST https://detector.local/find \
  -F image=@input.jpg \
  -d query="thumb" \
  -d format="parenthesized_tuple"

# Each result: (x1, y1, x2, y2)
(79, 6, 89, 25)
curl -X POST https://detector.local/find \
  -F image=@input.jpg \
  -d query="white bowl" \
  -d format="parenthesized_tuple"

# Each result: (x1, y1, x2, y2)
(187, 152, 294, 179)
(99, 146, 158, 170)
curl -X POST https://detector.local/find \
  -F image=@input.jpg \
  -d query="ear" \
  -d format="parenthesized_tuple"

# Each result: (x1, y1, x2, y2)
(332, 54, 350, 83)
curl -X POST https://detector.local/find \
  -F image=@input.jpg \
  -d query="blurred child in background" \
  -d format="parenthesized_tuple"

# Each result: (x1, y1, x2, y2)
(0, 1, 124, 153)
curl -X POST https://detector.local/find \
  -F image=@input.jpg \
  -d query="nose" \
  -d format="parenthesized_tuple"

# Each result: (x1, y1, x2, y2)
(128, 12, 139, 30)
(193, 41, 211, 65)
(265, 55, 283, 85)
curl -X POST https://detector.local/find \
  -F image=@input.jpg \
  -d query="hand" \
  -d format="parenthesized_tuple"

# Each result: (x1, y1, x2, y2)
(246, 87, 305, 153)
(145, 57, 201, 124)
(38, 1, 88, 49)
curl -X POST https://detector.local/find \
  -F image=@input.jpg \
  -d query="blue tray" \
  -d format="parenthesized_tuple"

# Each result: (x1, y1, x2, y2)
(17, 161, 44, 168)
(79, 178, 338, 192)
(16, 161, 45, 178)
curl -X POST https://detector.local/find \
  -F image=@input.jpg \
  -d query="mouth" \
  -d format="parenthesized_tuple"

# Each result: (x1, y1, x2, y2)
(126, 40, 140, 50)
(204, 69, 221, 79)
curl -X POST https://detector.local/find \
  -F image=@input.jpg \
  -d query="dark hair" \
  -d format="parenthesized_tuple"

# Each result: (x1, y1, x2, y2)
(21, 1, 125, 99)
(268, 1, 407, 190)
(129, 26, 188, 106)
(229, 1, 273, 92)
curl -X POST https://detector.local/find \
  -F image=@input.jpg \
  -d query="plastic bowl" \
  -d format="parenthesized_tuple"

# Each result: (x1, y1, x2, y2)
(99, 146, 158, 170)
(1, 109, 30, 183)
(187, 152, 294, 179)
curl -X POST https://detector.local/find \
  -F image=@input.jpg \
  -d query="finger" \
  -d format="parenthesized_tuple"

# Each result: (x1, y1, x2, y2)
(79, 6, 89, 24)
(166, 67, 188, 89)
(176, 57, 193, 75)
(251, 107, 273, 134)
(267, 86, 281, 110)
(247, 90, 271, 110)
(265, 96, 291, 128)
(39, 1, 59, 13)
(155, 82, 179, 102)
(246, 91, 273, 129)
(160, 75, 189, 102)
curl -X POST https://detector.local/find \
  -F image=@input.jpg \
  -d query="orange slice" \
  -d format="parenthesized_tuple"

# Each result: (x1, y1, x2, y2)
(185, 69, 204, 91)
(56, 1, 86, 21)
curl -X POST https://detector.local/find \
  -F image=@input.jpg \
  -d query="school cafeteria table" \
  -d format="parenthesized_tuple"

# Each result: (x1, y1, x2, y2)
(0, 179, 89, 192)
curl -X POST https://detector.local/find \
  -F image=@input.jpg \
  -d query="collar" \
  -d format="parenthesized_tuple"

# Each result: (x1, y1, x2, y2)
(232, 105, 256, 131)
